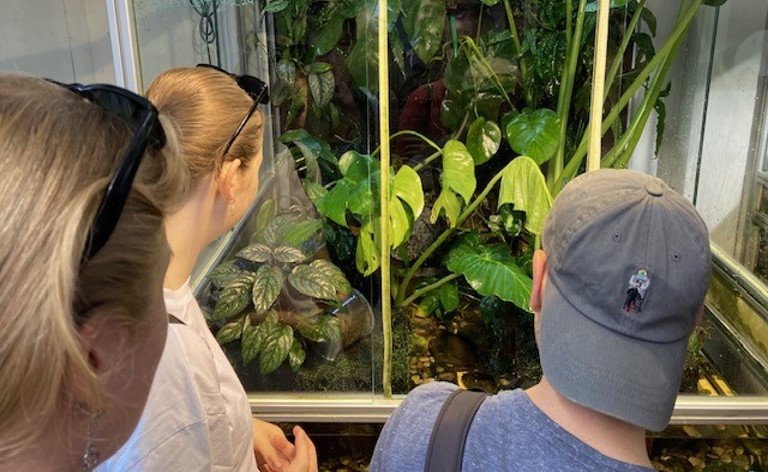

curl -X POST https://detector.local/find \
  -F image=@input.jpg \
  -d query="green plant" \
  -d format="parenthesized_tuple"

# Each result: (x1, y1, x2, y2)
(207, 200, 352, 376)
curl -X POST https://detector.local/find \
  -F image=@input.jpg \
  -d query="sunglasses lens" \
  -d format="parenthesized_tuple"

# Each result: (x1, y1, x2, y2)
(236, 75, 269, 104)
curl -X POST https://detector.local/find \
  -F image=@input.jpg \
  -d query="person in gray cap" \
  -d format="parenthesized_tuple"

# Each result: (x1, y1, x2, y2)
(370, 168, 711, 471)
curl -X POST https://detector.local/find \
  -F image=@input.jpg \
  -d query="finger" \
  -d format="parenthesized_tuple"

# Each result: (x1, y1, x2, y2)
(271, 433, 296, 460)
(291, 426, 312, 469)
(308, 434, 318, 472)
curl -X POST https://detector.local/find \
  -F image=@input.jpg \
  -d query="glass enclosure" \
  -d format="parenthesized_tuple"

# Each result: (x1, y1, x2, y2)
(121, 0, 768, 420)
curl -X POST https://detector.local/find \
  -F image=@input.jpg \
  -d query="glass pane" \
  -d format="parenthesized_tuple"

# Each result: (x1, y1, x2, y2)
(0, 0, 114, 83)
(131, 1, 379, 395)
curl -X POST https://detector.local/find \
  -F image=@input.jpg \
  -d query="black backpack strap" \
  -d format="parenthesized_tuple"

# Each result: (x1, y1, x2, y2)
(424, 388, 488, 472)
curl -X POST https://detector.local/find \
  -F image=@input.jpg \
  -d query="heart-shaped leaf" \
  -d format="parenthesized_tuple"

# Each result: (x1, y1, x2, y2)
(498, 156, 553, 235)
(430, 189, 462, 227)
(441, 140, 476, 203)
(445, 232, 532, 311)
(505, 108, 560, 164)
(466, 117, 501, 165)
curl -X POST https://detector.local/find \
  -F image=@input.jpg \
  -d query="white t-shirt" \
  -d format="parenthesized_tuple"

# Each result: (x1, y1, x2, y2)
(98, 280, 258, 472)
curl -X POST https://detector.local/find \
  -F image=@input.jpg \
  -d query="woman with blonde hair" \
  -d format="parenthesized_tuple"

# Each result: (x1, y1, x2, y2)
(0, 74, 188, 470)
(98, 65, 317, 472)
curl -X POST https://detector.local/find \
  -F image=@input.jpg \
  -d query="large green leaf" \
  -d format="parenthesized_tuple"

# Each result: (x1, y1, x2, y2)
(309, 69, 335, 108)
(237, 243, 272, 263)
(430, 189, 462, 227)
(441, 140, 476, 204)
(276, 58, 296, 89)
(302, 180, 327, 204)
(289, 264, 337, 301)
(445, 233, 532, 311)
(411, 0, 446, 63)
(338, 150, 373, 182)
(505, 108, 560, 165)
(298, 314, 342, 347)
(393, 165, 424, 220)
(316, 180, 353, 228)
(498, 156, 553, 236)
(308, 259, 351, 295)
(252, 266, 284, 316)
(208, 260, 247, 288)
(215, 315, 246, 345)
(288, 339, 306, 372)
(213, 274, 255, 321)
(313, 18, 343, 56)
(466, 117, 501, 165)
(273, 246, 306, 264)
(259, 323, 294, 375)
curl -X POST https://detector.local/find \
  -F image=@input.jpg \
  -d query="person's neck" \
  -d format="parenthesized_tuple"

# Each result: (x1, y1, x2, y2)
(8, 410, 84, 471)
(164, 183, 222, 290)
(526, 377, 652, 468)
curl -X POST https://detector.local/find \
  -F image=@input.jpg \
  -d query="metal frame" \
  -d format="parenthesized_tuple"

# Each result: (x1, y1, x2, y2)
(105, 0, 141, 91)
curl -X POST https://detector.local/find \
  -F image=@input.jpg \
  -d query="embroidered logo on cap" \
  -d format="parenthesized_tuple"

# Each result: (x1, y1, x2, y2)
(623, 269, 650, 313)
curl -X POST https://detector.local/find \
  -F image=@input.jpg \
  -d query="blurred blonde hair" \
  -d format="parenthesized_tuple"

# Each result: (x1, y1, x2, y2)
(146, 66, 265, 187)
(0, 75, 189, 460)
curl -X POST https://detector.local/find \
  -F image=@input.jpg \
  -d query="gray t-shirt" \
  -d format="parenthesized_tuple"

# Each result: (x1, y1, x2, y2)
(370, 382, 654, 472)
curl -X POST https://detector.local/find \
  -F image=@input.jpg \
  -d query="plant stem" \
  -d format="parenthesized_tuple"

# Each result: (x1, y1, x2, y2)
(609, 3, 688, 169)
(502, 0, 530, 105)
(371, 130, 441, 158)
(555, 0, 704, 193)
(550, 0, 588, 186)
(603, 0, 647, 101)
(401, 273, 462, 307)
(412, 150, 443, 173)
(396, 169, 506, 307)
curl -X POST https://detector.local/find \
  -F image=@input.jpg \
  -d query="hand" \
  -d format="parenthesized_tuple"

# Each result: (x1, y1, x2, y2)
(282, 426, 317, 472)
(253, 418, 295, 471)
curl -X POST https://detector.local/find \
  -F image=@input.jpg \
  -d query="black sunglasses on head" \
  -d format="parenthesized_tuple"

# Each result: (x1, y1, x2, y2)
(47, 80, 166, 264)
(196, 63, 269, 158)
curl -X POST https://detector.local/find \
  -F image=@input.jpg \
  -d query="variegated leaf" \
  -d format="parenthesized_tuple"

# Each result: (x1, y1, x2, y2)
(259, 323, 294, 375)
(288, 264, 337, 301)
(213, 274, 255, 321)
(237, 243, 273, 263)
(273, 246, 307, 264)
(252, 266, 284, 316)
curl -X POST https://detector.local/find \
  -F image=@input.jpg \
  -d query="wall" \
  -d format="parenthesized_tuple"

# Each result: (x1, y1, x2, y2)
(0, 0, 114, 83)
(632, 1, 768, 259)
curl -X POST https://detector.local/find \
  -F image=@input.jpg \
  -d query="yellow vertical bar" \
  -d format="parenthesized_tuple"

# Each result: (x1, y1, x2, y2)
(378, 0, 393, 398)
(587, 0, 610, 171)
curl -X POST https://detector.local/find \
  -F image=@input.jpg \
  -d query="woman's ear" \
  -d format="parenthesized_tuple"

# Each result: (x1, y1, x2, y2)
(530, 249, 548, 313)
(217, 158, 243, 205)
(77, 315, 129, 375)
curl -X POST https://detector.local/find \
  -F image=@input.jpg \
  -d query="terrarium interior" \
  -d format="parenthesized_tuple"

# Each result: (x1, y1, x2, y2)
(112, 0, 768, 407)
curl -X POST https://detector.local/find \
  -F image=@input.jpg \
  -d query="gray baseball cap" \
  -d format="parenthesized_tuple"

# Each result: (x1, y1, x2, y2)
(539, 169, 711, 431)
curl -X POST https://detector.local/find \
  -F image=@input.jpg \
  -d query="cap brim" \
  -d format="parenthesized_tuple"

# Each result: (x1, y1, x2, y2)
(539, 276, 687, 431)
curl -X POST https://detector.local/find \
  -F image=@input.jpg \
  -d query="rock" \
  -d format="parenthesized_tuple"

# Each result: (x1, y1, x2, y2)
(429, 331, 477, 369)
(437, 372, 456, 382)
(460, 372, 497, 393)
